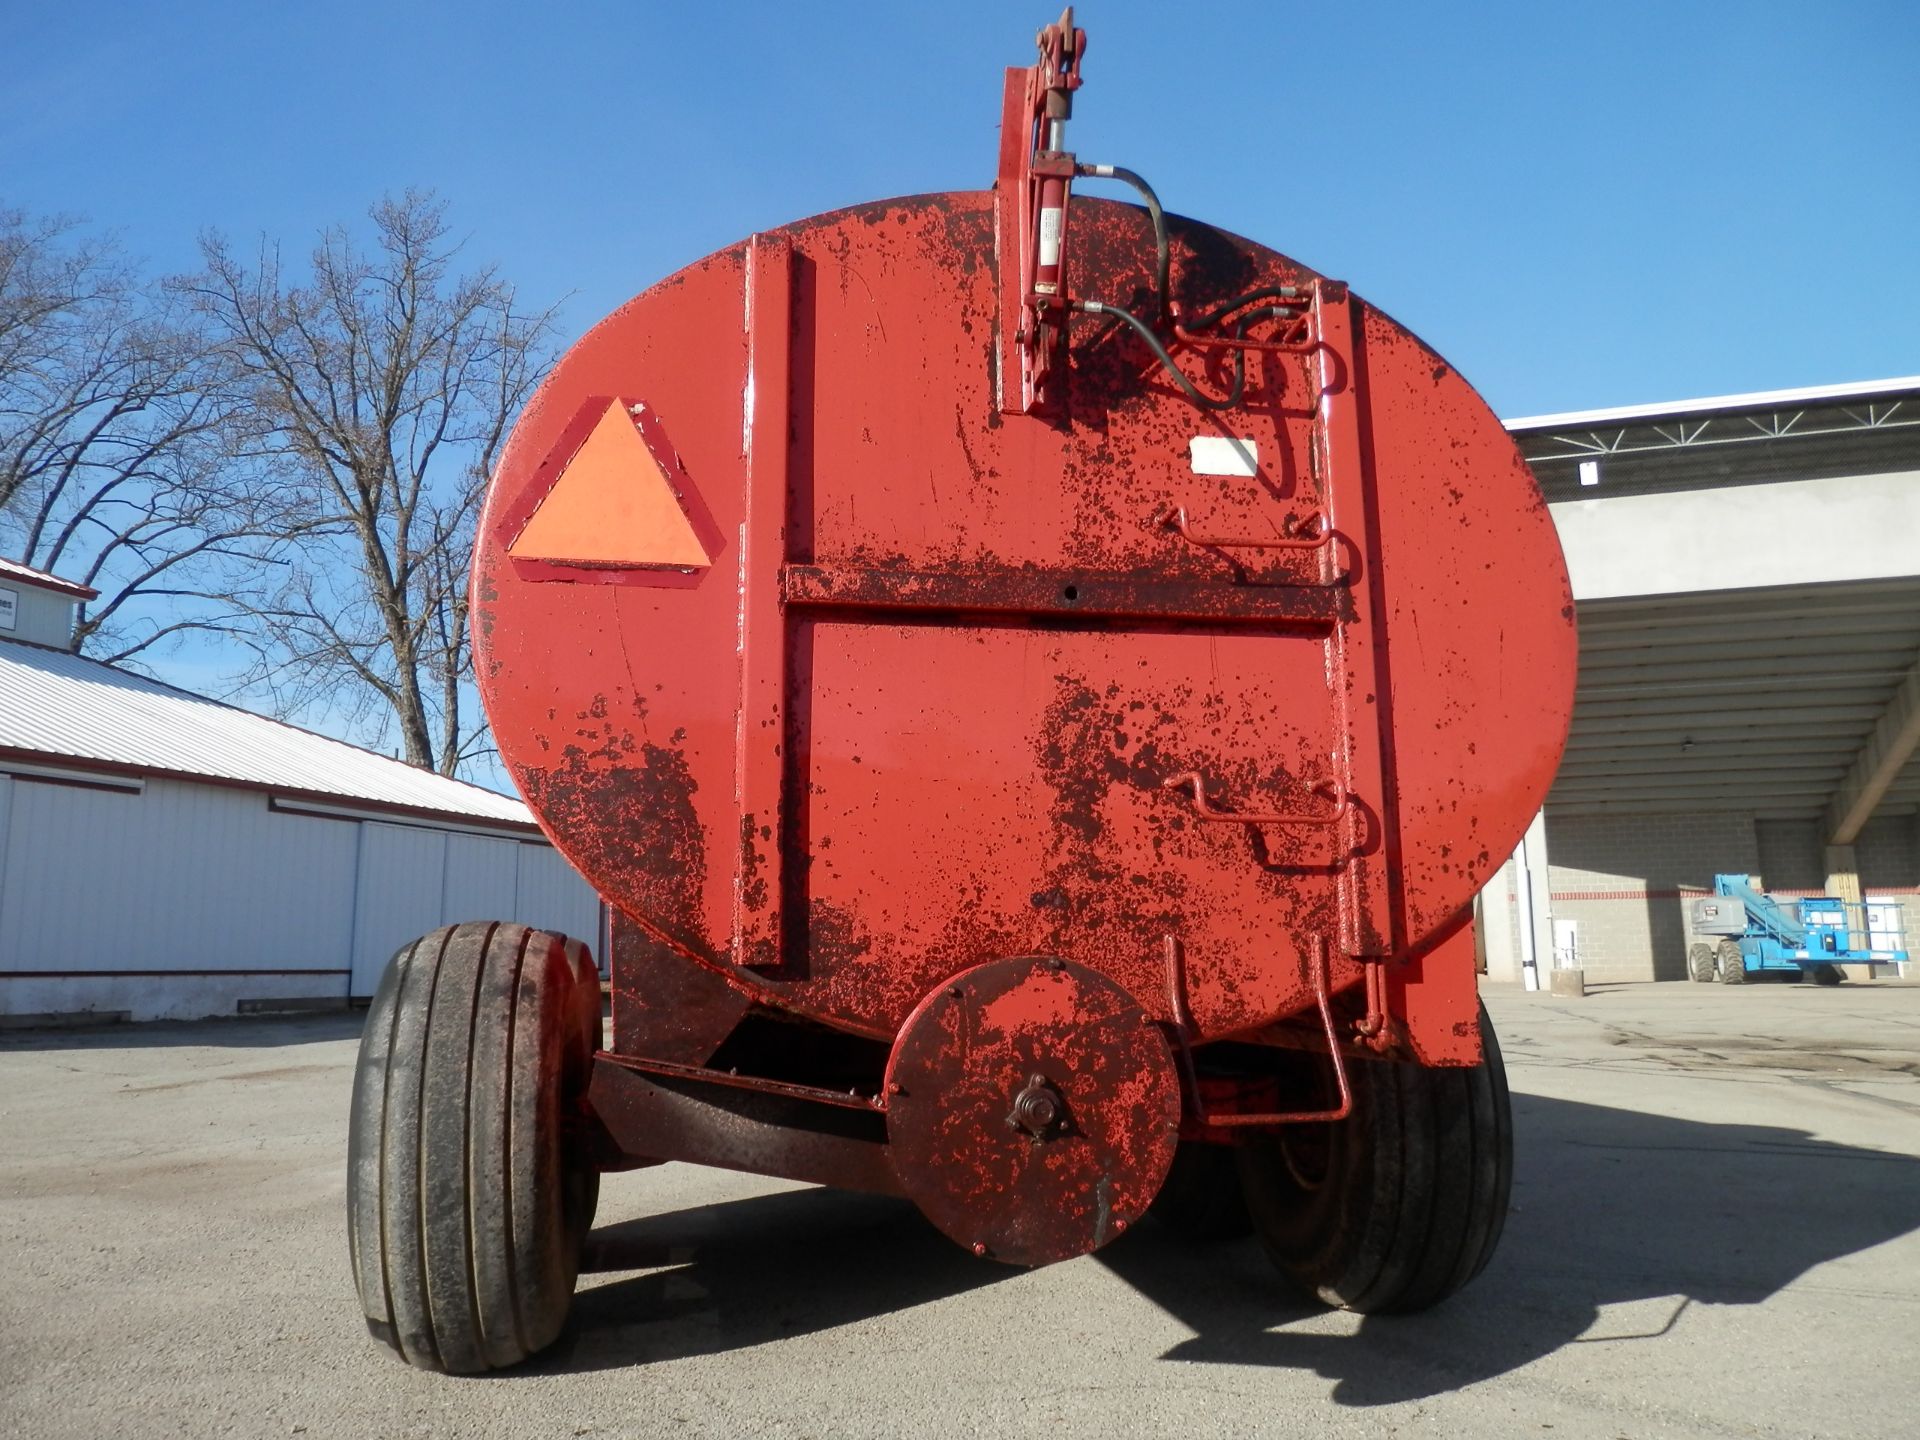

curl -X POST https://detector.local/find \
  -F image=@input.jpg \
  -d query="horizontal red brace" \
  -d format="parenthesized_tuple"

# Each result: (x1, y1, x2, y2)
(598, 1051, 884, 1112)
(586, 1055, 901, 1196)
(782, 564, 1346, 626)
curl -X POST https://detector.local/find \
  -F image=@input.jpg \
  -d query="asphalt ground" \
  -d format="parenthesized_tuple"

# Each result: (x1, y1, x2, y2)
(3, 979, 1918, 1439)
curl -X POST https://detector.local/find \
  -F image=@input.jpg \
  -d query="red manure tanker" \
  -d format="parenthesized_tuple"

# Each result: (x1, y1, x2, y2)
(347, 10, 1576, 1372)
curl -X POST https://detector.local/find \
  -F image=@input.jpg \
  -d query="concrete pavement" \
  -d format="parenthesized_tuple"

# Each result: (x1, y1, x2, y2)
(3, 980, 1917, 1439)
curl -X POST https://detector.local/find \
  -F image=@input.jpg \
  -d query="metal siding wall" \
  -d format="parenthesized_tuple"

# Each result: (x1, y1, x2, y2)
(0, 777, 356, 980)
(514, 844, 603, 953)
(178, 780, 358, 973)
(441, 832, 522, 926)
(0, 783, 359, 975)
(350, 831, 598, 994)
(0, 776, 10, 960)
(2, 586, 77, 649)
(0, 771, 603, 1011)
(350, 824, 449, 995)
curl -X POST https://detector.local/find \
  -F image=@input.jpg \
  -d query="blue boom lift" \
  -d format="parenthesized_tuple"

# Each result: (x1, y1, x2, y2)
(1688, 874, 1909, 986)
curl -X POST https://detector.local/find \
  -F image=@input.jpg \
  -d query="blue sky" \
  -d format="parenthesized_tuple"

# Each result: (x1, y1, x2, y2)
(5, 1, 1916, 781)
(6, 0, 1916, 419)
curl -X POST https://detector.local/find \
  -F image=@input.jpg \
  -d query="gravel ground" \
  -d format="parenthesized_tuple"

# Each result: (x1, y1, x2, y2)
(3, 979, 1918, 1439)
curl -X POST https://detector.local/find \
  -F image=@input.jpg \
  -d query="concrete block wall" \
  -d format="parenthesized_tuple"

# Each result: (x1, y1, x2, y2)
(1544, 812, 1759, 982)
(1755, 818, 1825, 890)
(1857, 813, 1919, 900)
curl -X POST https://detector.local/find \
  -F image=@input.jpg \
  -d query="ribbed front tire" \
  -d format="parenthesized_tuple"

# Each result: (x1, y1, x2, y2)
(347, 923, 602, 1373)
(1237, 1003, 1512, 1314)
(1688, 943, 1716, 983)
(1718, 939, 1747, 985)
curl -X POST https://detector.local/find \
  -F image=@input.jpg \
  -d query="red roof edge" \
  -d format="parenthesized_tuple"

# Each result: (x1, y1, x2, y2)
(0, 557, 99, 600)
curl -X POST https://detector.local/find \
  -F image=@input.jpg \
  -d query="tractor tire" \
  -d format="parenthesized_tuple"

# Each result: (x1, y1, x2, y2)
(347, 923, 603, 1373)
(1149, 1141, 1253, 1240)
(1717, 939, 1746, 985)
(1688, 943, 1716, 984)
(1810, 963, 1845, 986)
(1236, 1002, 1511, 1314)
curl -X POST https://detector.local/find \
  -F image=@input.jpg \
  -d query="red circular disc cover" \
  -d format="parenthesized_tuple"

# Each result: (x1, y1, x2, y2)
(881, 956, 1181, 1267)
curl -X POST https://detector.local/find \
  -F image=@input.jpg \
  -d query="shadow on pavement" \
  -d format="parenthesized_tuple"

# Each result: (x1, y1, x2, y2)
(541, 1093, 1920, 1400)
(532, 1185, 1003, 1374)
(1100, 1091, 1920, 1405)
(0, 1010, 365, 1052)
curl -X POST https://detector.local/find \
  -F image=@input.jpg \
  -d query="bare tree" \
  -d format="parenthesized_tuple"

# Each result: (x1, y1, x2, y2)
(183, 192, 557, 776)
(0, 207, 273, 663)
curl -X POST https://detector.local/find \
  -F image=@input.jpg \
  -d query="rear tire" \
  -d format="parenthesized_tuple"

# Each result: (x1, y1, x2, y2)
(1687, 943, 1716, 983)
(1236, 1002, 1511, 1314)
(347, 923, 602, 1373)
(1810, 963, 1844, 986)
(1717, 939, 1746, 985)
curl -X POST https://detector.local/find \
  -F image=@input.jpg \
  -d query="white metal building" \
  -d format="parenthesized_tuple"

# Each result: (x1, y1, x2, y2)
(0, 560, 602, 1023)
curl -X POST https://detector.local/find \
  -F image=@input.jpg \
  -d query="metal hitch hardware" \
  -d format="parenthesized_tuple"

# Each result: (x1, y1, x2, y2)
(1161, 771, 1352, 832)
(1161, 505, 1332, 553)
(1006, 1073, 1066, 1139)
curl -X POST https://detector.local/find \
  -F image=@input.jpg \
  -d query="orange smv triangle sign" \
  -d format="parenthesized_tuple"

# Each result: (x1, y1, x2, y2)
(509, 400, 710, 569)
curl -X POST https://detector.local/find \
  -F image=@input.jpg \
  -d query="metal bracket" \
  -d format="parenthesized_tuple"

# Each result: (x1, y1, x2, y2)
(995, 7, 1086, 415)
(1170, 307, 1312, 355)
(1163, 934, 1354, 1127)
(1161, 505, 1332, 553)
(1161, 771, 1350, 831)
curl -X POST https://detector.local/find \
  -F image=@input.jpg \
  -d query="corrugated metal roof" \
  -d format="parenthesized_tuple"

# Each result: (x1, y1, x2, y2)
(1504, 375, 1920, 432)
(0, 557, 98, 600)
(0, 637, 536, 829)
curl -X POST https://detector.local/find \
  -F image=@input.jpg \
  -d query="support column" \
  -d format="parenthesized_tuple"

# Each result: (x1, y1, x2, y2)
(1478, 860, 1521, 984)
(1824, 845, 1862, 907)
(1825, 843, 1869, 978)
(1511, 810, 1554, 992)
(1826, 664, 1920, 850)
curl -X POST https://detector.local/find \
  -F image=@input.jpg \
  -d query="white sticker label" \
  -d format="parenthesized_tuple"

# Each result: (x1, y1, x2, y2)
(1188, 436, 1258, 477)
(0, 586, 15, 631)
(1038, 207, 1063, 267)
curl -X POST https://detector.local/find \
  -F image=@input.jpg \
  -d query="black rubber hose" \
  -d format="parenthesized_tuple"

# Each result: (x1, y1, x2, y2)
(1076, 163, 1169, 318)
(1073, 299, 1292, 412)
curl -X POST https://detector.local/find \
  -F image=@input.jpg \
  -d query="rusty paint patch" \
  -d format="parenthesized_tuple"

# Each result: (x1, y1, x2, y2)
(517, 698, 710, 960)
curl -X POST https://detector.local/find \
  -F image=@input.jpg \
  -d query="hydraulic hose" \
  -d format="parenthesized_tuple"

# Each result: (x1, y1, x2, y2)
(1073, 298, 1295, 411)
(1075, 163, 1169, 319)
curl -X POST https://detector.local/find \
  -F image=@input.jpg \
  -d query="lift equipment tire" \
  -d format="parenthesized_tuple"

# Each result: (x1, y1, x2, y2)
(1149, 1141, 1254, 1240)
(1810, 963, 1845, 986)
(1717, 939, 1747, 985)
(1236, 1003, 1511, 1314)
(1688, 943, 1716, 984)
(347, 922, 603, 1373)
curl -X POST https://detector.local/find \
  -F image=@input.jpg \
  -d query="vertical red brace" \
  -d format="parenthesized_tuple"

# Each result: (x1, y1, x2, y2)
(736, 235, 792, 968)
(993, 67, 1033, 415)
(1387, 915, 1485, 1066)
(1314, 281, 1396, 958)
